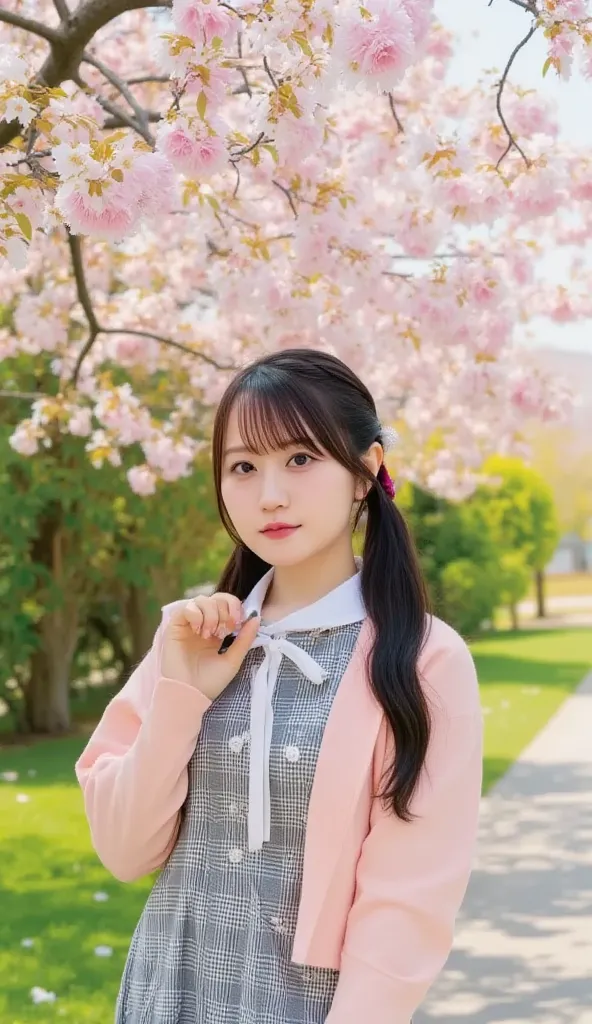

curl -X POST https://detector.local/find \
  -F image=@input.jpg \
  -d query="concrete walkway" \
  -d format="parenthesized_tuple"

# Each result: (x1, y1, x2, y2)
(416, 670, 592, 1024)
(518, 595, 592, 615)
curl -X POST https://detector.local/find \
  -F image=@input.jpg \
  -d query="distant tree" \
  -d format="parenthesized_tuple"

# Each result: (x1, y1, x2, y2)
(472, 456, 560, 622)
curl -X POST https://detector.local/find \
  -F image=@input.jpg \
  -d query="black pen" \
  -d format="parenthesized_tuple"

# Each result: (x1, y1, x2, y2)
(217, 610, 258, 654)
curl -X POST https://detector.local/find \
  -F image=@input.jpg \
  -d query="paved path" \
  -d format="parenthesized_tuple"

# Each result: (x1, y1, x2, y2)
(416, 670, 592, 1024)
(518, 594, 592, 615)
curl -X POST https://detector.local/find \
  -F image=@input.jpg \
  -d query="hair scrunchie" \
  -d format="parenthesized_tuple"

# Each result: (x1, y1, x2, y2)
(377, 463, 396, 500)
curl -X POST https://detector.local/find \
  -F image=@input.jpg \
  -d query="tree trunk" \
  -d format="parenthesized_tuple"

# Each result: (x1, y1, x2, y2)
(24, 504, 81, 733)
(24, 603, 80, 732)
(509, 603, 519, 631)
(535, 569, 546, 619)
(126, 583, 158, 666)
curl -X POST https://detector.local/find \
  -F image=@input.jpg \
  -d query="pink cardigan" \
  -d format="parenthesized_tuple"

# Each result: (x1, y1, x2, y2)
(76, 611, 483, 1024)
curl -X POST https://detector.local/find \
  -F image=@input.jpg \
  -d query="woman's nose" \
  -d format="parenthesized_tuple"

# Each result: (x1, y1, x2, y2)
(259, 471, 288, 510)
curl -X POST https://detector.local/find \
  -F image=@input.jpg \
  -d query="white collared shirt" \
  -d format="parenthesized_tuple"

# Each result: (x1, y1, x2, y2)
(241, 567, 366, 851)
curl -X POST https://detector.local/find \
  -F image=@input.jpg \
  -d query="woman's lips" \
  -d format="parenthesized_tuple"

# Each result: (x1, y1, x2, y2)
(260, 524, 301, 540)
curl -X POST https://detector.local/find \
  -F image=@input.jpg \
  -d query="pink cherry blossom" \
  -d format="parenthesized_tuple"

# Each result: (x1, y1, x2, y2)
(400, 0, 433, 48)
(128, 465, 158, 496)
(0, 0, 586, 499)
(156, 119, 228, 178)
(9, 423, 39, 456)
(143, 435, 196, 480)
(68, 407, 93, 437)
(55, 183, 138, 241)
(172, 0, 236, 48)
(335, 0, 416, 92)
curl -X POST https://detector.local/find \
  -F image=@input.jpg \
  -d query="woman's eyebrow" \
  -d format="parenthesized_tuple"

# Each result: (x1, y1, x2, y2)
(223, 445, 251, 457)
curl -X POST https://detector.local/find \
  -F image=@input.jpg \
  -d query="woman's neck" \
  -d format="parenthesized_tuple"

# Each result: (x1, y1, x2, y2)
(262, 539, 358, 621)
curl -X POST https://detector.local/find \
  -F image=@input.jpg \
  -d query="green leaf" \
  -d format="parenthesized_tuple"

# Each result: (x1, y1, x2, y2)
(263, 144, 279, 164)
(15, 213, 32, 242)
(197, 90, 207, 120)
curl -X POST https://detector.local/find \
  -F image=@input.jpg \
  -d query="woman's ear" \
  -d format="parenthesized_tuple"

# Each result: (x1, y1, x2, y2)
(354, 441, 384, 501)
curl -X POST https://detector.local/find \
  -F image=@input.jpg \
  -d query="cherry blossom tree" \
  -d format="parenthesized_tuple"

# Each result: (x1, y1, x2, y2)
(0, 0, 590, 503)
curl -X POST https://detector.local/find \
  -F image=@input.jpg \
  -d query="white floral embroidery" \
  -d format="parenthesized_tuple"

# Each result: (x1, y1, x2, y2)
(228, 847, 244, 864)
(284, 745, 300, 763)
(269, 915, 288, 935)
(228, 802, 239, 817)
(228, 735, 245, 754)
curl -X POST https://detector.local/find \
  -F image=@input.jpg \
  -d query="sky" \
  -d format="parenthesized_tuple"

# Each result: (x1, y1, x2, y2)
(435, 0, 592, 355)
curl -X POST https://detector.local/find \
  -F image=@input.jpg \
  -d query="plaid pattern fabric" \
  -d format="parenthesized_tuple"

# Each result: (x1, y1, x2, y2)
(116, 622, 363, 1024)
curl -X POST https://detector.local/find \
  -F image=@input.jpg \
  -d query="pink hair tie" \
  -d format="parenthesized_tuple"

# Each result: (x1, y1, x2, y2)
(377, 463, 396, 500)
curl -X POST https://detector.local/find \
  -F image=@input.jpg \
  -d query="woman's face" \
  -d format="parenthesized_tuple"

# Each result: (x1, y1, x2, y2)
(220, 403, 368, 568)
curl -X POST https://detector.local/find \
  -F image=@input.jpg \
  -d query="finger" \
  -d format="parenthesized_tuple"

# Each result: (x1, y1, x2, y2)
(226, 611, 260, 665)
(224, 594, 244, 629)
(192, 596, 220, 639)
(170, 603, 202, 632)
(212, 595, 233, 637)
(179, 602, 204, 637)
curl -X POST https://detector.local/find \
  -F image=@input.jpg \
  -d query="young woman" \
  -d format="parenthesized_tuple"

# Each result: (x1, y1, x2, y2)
(76, 348, 483, 1024)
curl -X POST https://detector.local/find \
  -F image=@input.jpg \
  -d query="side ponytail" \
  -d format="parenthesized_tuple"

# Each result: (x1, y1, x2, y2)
(361, 485, 432, 820)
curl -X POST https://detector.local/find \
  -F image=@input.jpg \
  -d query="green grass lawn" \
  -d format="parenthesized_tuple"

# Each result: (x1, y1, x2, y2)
(1, 627, 591, 1023)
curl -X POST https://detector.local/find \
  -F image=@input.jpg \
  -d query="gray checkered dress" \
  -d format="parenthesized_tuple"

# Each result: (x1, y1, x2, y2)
(115, 622, 363, 1024)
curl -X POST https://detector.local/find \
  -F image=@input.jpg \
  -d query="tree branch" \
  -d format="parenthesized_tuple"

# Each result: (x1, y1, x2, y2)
(68, 233, 99, 334)
(0, 0, 172, 150)
(0, 390, 51, 400)
(82, 52, 152, 135)
(388, 93, 404, 133)
(272, 179, 298, 219)
(67, 232, 100, 384)
(100, 328, 235, 371)
(75, 73, 154, 144)
(53, 0, 71, 21)
(102, 111, 161, 130)
(67, 231, 235, 380)
(0, 9, 61, 43)
(495, 23, 538, 169)
(229, 131, 266, 163)
(263, 56, 279, 91)
(505, 0, 538, 13)
(126, 74, 170, 85)
(237, 31, 253, 99)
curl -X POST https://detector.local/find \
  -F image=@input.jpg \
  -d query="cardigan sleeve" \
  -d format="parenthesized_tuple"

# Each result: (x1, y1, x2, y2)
(75, 615, 211, 883)
(326, 638, 483, 1024)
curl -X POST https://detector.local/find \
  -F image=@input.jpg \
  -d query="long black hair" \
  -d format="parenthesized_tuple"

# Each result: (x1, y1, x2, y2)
(212, 348, 432, 821)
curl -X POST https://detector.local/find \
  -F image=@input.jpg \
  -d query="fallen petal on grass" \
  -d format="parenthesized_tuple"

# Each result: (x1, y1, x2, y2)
(21, 937, 35, 948)
(30, 986, 57, 1004)
(93, 891, 109, 902)
(1, 770, 18, 782)
(16, 793, 30, 803)
(94, 945, 113, 957)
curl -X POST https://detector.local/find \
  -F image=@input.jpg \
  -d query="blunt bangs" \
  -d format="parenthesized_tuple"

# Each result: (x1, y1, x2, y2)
(232, 368, 350, 463)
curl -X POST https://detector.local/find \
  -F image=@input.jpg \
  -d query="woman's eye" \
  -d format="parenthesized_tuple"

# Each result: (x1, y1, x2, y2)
(289, 453, 313, 467)
(232, 461, 254, 475)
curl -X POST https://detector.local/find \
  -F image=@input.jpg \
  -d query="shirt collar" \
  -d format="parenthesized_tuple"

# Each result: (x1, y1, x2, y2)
(243, 559, 365, 634)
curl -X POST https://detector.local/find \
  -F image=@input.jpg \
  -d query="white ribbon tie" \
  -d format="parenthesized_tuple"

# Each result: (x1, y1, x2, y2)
(247, 634, 327, 852)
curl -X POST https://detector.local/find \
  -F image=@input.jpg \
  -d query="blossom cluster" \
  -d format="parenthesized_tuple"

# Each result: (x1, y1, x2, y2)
(0, 0, 587, 496)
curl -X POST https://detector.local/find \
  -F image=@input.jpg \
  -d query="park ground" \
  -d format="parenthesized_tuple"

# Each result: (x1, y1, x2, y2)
(1, 624, 592, 1023)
